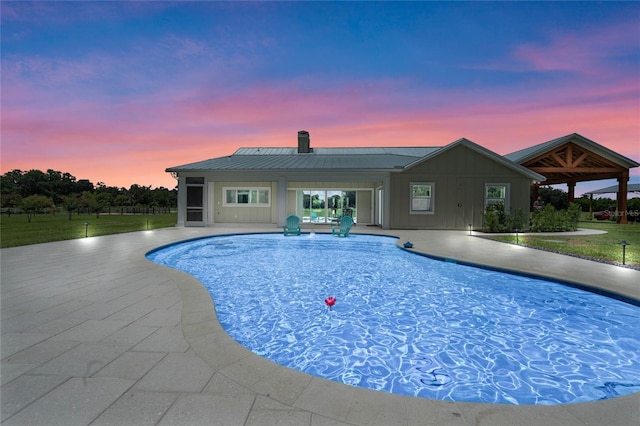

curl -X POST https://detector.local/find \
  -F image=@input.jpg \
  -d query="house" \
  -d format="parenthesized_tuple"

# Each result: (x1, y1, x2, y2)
(166, 131, 636, 228)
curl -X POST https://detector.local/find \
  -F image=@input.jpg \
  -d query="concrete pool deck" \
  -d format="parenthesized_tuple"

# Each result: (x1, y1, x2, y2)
(1, 224, 638, 426)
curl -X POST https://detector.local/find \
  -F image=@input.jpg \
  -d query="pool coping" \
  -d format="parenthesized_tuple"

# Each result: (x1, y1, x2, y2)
(2, 224, 639, 425)
(169, 226, 639, 425)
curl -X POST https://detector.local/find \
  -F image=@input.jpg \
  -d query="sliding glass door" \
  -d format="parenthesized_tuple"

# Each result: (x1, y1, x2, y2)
(298, 189, 357, 223)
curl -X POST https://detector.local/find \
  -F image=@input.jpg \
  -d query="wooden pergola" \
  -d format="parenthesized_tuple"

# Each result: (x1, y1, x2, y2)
(506, 133, 640, 224)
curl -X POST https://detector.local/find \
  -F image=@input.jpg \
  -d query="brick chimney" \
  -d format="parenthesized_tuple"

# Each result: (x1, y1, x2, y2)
(297, 130, 311, 153)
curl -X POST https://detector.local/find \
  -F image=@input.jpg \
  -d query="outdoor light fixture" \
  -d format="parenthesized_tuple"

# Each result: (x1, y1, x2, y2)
(146, 218, 150, 230)
(619, 240, 630, 265)
(468, 224, 472, 236)
(515, 229, 519, 245)
(85, 222, 89, 238)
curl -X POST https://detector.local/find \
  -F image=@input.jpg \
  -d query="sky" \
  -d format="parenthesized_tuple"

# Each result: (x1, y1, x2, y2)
(2, 1, 639, 196)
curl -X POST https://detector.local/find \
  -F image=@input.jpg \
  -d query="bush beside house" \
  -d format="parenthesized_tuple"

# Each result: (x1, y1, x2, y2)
(483, 202, 581, 233)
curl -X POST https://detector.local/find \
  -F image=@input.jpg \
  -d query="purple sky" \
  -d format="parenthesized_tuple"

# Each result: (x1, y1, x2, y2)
(2, 1, 639, 196)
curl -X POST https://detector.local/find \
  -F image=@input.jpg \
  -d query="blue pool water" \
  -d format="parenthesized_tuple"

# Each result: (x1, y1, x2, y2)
(147, 233, 640, 405)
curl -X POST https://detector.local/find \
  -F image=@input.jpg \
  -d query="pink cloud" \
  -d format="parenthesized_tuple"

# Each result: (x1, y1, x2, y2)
(476, 19, 639, 78)
(515, 36, 595, 74)
(3, 63, 638, 189)
(1, 1, 175, 26)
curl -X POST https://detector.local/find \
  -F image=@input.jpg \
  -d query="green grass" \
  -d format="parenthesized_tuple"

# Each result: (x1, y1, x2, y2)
(0, 212, 177, 248)
(480, 221, 640, 268)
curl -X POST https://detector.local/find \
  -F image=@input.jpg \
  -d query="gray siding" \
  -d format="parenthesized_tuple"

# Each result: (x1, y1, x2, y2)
(212, 181, 276, 224)
(390, 144, 532, 229)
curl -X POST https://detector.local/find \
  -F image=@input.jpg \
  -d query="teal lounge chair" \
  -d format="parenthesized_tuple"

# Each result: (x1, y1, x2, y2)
(283, 215, 301, 236)
(332, 215, 353, 237)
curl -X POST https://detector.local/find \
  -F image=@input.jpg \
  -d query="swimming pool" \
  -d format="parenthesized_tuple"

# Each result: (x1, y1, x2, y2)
(147, 233, 640, 405)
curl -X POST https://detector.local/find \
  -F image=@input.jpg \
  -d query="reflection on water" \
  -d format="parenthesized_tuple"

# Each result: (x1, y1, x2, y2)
(148, 233, 640, 405)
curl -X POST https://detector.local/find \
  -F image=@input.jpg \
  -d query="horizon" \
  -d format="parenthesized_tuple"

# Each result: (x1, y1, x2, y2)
(2, 1, 639, 197)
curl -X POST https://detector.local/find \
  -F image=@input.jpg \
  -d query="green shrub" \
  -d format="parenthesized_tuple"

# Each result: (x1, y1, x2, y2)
(483, 203, 503, 232)
(530, 203, 581, 232)
(507, 208, 528, 231)
(483, 203, 527, 232)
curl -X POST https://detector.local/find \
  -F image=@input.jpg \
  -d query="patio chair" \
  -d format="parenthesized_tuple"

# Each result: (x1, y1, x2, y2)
(332, 215, 353, 237)
(283, 215, 301, 236)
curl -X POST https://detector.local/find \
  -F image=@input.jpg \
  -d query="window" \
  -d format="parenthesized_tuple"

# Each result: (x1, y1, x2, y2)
(224, 187, 270, 206)
(185, 177, 204, 184)
(485, 184, 509, 209)
(410, 183, 434, 214)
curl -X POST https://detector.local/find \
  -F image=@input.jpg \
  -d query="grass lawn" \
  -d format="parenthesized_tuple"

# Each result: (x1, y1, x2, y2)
(479, 220, 640, 268)
(0, 212, 177, 248)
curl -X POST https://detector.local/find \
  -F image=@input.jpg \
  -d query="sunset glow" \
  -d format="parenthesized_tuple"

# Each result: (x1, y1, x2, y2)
(2, 1, 638, 195)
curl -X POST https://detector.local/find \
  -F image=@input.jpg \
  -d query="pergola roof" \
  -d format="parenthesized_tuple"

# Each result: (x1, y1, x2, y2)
(584, 183, 640, 195)
(505, 133, 639, 185)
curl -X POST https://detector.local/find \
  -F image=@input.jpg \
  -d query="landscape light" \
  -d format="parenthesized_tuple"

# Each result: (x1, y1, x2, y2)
(85, 222, 89, 238)
(619, 241, 630, 265)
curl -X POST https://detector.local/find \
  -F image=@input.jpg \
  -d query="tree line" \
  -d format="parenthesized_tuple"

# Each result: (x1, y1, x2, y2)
(1, 169, 177, 219)
(537, 186, 639, 213)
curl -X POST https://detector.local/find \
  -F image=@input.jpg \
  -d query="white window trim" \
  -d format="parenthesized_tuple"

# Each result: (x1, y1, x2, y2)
(485, 183, 510, 210)
(410, 182, 435, 215)
(223, 187, 271, 207)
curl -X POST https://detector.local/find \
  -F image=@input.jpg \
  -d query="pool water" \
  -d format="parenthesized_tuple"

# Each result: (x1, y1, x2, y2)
(147, 233, 640, 405)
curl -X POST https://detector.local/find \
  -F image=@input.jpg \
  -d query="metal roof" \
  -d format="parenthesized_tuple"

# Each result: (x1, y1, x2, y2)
(167, 147, 442, 172)
(504, 135, 566, 163)
(584, 183, 640, 195)
(505, 133, 640, 168)
(234, 147, 440, 157)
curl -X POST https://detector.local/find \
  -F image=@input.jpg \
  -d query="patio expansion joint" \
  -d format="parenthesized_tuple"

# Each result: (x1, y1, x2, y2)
(2, 227, 638, 426)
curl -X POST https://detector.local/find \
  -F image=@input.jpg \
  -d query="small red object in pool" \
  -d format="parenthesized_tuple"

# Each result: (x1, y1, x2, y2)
(324, 296, 337, 310)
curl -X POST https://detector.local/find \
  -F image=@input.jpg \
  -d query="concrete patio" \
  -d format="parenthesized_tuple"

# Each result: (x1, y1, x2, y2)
(1, 224, 639, 426)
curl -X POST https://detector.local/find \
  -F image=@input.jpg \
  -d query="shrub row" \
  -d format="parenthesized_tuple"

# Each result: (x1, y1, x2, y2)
(483, 202, 581, 233)
(530, 203, 581, 232)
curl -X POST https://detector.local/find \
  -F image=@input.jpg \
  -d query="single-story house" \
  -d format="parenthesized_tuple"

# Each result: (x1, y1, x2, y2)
(166, 131, 636, 229)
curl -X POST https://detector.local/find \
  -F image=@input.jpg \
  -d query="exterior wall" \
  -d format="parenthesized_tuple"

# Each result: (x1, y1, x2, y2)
(212, 181, 277, 224)
(389, 145, 533, 229)
(173, 151, 533, 229)
(356, 190, 373, 224)
(176, 174, 383, 226)
(286, 189, 298, 216)
(288, 182, 376, 189)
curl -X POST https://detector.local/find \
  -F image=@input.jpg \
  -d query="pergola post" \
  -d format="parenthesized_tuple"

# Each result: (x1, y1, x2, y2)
(567, 182, 576, 203)
(532, 183, 540, 207)
(617, 172, 629, 224)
